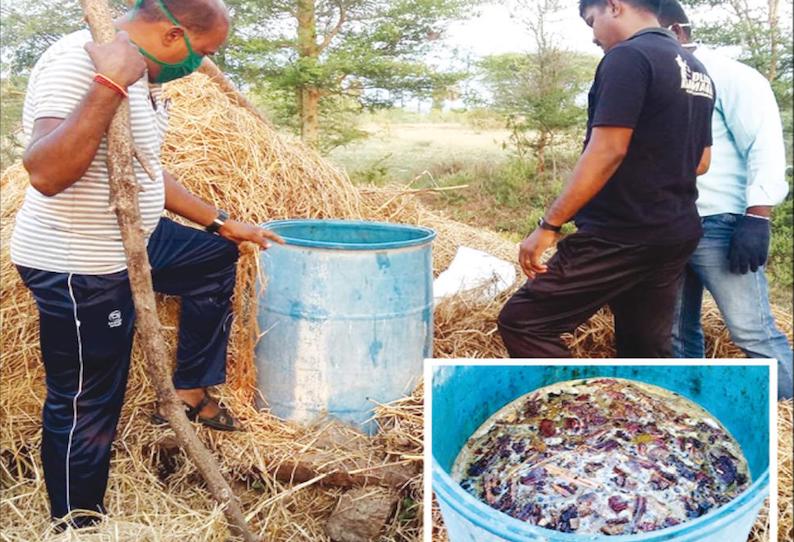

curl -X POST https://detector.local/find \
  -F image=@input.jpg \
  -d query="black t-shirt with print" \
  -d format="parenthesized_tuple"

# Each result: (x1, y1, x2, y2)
(574, 28, 714, 245)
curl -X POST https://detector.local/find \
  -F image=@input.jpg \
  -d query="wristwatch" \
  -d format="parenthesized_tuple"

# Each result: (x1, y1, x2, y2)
(537, 217, 562, 233)
(205, 209, 229, 234)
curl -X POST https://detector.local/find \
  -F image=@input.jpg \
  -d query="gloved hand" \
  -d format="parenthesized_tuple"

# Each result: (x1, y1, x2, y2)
(728, 215, 770, 274)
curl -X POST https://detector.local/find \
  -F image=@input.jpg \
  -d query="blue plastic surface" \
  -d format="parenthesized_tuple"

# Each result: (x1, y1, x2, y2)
(255, 219, 436, 434)
(263, 219, 436, 250)
(432, 364, 770, 541)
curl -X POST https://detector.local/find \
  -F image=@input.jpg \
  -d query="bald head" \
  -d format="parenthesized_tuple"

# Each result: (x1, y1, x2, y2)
(135, 0, 229, 34)
(120, 0, 230, 82)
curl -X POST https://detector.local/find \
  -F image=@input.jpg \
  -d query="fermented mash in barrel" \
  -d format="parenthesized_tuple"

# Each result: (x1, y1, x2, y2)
(432, 365, 770, 542)
(452, 378, 750, 535)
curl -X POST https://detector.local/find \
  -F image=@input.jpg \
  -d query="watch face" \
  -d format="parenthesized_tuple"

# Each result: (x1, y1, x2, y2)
(206, 212, 227, 233)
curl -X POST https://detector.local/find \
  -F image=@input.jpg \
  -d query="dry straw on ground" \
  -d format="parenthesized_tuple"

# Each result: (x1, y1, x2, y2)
(1, 72, 792, 541)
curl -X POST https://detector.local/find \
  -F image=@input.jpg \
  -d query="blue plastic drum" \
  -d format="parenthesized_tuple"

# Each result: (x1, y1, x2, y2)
(256, 219, 435, 434)
(432, 364, 770, 542)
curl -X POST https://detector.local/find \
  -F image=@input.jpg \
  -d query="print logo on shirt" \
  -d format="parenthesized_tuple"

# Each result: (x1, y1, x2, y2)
(675, 55, 714, 99)
(108, 310, 122, 328)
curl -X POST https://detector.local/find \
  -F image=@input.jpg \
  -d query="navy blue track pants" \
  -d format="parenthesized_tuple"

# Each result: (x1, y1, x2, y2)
(16, 217, 239, 525)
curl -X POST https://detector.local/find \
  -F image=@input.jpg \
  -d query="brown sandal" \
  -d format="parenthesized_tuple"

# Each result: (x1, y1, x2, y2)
(151, 393, 239, 431)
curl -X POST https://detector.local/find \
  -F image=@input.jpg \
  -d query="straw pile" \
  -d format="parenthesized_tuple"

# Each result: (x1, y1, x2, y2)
(1, 71, 792, 541)
(433, 281, 793, 360)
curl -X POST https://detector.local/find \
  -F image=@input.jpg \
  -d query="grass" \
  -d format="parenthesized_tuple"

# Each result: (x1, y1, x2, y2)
(328, 112, 512, 184)
(328, 113, 579, 238)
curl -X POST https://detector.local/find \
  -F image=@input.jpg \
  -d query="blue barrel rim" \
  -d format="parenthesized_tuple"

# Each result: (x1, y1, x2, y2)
(432, 458, 769, 541)
(261, 219, 437, 250)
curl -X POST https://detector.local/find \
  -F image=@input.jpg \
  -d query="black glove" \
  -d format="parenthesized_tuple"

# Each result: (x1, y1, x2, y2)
(728, 215, 770, 274)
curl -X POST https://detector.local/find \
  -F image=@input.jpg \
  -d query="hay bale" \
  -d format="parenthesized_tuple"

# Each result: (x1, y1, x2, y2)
(161, 74, 361, 223)
(0, 166, 422, 539)
(748, 398, 794, 542)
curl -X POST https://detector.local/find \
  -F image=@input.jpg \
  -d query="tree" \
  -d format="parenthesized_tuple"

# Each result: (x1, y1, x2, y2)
(0, 0, 88, 75)
(680, 0, 792, 108)
(0, 77, 27, 168)
(218, 0, 476, 149)
(0, 0, 476, 152)
(478, 0, 595, 176)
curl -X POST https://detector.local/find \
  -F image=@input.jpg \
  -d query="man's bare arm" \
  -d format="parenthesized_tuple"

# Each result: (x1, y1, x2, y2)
(24, 91, 124, 196)
(164, 170, 285, 249)
(517, 126, 633, 278)
(746, 205, 772, 217)
(163, 170, 217, 227)
(696, 146, 711, 176)
(22, 31, 146, 197)
(544, 126, 634, 226)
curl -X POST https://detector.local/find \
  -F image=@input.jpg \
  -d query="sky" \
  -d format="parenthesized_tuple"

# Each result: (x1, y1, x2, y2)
(425, 0, 792, 110)
(444, 2, 603, 57)
(418, 2, 602, 111)
(441, 0, 793, 59)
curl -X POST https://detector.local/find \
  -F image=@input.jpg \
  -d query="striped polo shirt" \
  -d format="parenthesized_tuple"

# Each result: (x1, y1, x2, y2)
(10, 29, 167, 275)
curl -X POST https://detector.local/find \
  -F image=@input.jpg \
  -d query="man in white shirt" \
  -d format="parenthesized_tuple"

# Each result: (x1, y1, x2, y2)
(659, 0, 793, 399)
(12, 0, 283, 528)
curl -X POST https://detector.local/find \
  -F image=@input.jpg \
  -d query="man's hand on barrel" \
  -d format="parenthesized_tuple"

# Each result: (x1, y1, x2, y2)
(219, 220, 285, 249)
(84, 31, 147, 89)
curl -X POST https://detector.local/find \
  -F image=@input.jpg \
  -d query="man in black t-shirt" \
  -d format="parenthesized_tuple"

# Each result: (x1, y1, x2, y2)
(497, 0, 714, 358)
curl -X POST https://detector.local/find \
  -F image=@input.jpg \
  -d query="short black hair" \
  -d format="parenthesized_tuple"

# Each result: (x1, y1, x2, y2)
(137, 0, 228, 34)
(657, 0, 693, 39)
(578, 0, 663, 18)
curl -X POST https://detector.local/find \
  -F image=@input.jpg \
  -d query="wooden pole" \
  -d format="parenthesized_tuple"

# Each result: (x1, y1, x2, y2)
(197, 60, 271, 126)
(78, 2, 260, 540)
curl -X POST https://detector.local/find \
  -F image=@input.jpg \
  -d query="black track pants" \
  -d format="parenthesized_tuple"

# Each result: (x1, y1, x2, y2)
(16, 217, 239, 525)
(498, 232, 699, 358)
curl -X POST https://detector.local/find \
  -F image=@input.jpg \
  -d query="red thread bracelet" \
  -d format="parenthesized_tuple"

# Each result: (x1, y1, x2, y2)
(93, 73, 128, 98)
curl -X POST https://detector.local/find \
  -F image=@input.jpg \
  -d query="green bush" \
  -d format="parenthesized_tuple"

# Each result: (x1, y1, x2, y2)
(416, 151, 579, 236)
(348, 154, 393, 185)
(0, 77, 27, 169)
(768, 175, 793, 308)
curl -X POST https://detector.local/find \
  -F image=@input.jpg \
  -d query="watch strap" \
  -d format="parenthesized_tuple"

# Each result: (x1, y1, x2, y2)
(538, 217, 562, 233)
(205, 209, 229, 234)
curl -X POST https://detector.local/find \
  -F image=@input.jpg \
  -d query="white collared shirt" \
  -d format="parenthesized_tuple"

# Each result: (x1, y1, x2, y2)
(693, 46, 789, 216)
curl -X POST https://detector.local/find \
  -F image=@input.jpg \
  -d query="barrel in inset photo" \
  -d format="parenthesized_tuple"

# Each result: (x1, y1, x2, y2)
(431, 363, 772, 542)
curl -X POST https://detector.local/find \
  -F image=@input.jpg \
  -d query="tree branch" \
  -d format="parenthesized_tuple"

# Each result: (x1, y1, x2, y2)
(198, 59, 271, 126)
(79, 1, 261, 540)
(317, 0, 346, 53)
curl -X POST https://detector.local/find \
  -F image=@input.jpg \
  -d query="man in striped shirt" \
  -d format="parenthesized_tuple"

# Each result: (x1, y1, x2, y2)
(11, 0, 283, 528)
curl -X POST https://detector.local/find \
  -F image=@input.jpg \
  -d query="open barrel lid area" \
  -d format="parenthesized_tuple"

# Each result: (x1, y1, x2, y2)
(263, 219, 437, 250)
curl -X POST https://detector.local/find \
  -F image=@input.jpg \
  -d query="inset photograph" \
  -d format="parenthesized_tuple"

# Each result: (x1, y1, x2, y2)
(428, 361, 778, 542)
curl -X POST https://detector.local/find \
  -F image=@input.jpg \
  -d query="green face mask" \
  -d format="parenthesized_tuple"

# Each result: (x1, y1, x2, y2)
(132, 0, 204, 83)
